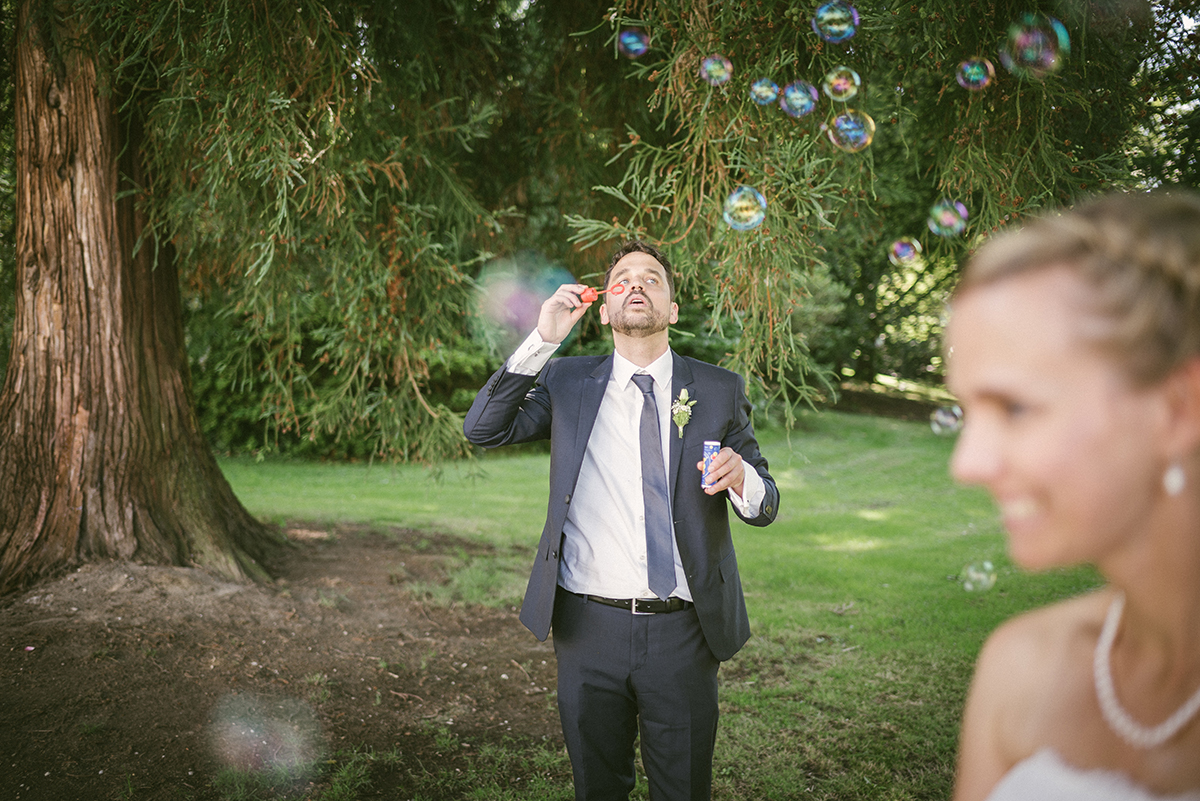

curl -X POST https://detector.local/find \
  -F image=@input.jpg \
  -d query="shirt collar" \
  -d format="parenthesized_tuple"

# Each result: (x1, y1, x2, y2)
(612, 348, 673, 394)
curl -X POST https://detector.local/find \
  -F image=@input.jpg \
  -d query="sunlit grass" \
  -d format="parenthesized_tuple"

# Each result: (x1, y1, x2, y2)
(219, 409, 1101, 800)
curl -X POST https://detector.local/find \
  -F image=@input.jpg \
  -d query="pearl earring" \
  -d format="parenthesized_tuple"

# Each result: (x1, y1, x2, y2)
(1164, 463, 1186, 497)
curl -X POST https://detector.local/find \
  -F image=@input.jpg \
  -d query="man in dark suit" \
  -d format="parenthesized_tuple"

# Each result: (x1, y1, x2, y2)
(463, 240, 779, 801)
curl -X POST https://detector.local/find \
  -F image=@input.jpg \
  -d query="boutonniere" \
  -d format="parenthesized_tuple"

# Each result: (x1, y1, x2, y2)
(671, 388, 697, 438)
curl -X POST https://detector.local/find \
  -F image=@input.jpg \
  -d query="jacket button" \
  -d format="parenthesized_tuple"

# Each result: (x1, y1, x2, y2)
(551, 550, 558, 559)
(564, 494, 571, 504)
(765, 505, 773, 515)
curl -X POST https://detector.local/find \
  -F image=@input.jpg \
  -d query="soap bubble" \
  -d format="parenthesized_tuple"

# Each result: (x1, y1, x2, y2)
(723, 186, 767, 231)
(930, 405, 964, 435)
(208, 693, 322, 781)
(888, 237, 922, 266)
(928, 198, 969, 237)
(822, 65, 861, 102)
(999, 13, 1069, 79)
(961, 560, 997, 592)
(472, 252, 576, 357)
(824, 109, 875, 153)
(779, 80, 819, 117)
(618, 28, 649, 58)
(700, 54, 733, 86)
(956, 58, 995, 90)
(811, 0, 860, 42)
(750, 78, 780, 105)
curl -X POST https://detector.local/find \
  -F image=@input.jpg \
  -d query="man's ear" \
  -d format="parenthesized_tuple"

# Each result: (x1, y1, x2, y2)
(669, 302, 679, 324)
(599, 303, 610, 326)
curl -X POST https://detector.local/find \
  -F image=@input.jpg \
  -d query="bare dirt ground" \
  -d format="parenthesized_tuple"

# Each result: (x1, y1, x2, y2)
(1, 525, 563, 800)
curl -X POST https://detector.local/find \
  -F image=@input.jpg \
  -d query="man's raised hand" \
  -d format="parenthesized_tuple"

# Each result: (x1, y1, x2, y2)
(538, 284, 593, 344)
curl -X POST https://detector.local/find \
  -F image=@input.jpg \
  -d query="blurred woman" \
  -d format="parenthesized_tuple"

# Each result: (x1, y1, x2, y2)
(947, 191, 1200, 800)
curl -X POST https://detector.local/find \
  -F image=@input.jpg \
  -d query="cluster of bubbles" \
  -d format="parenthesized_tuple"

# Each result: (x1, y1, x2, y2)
(961, 560, 998, 592)
(208, 693, 322, 781)
(884, 198, 969, 267)
(710, 2, 871, 230)
(879, 14, 1068, 250)
(631, 7, 1069, 246)
(930, 405, 964, 435)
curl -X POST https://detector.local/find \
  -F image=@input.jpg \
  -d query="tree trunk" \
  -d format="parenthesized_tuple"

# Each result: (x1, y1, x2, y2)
(0, 3, 275, 594)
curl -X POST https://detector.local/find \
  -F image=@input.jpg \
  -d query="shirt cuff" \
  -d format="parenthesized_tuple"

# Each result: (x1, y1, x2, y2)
(506, 329, 560, 376)
(728, 465, 766, 518)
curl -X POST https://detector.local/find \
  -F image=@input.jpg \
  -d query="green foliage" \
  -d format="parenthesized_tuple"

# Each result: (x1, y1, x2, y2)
(63, 0, 513, 463)
(2, 0, 1196, 458)
(566, 0, 1181, 398)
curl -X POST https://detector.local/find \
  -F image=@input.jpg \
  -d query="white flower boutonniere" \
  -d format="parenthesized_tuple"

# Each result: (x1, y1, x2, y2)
(671, 388, 697, 438)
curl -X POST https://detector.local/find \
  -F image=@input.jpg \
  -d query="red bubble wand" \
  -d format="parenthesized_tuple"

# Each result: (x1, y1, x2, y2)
(579, 285, 625, 303)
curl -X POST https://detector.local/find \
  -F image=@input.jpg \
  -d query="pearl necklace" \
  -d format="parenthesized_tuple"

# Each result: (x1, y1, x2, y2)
(1093, 592, 1200, 749)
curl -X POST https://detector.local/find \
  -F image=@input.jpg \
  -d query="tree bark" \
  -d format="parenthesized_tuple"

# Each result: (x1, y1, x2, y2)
(0, 3, 275, 594)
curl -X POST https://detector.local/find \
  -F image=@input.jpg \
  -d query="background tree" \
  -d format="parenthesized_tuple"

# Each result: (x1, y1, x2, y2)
(566, 0, 1188, 403)
(0, 0, 1195, 591)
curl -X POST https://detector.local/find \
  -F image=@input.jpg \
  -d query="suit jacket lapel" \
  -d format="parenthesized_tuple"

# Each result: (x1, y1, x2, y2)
(571, 356, 612, 475)
(669, 352, 694, 506)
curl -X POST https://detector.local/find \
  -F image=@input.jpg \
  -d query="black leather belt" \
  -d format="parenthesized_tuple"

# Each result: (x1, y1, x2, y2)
(577, 592, 693, 614)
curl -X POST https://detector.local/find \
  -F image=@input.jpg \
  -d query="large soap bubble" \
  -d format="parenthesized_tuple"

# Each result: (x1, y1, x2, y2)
(723, 186, 767, 231)
(208, 693, 322, 781)
(750, 78, 780, 105)
(618, 28, 649, 58)
(956, 58, 995, 91)
(930, 405, 964, 435)
(928, 198, 969, 237)
(961, 560, 997, 592)
(999, 13, 1069, 79)
(779, 80, 819, 117)
(472, 253, 576, 356)
(888, 237, 923, 266)
(825, 109, 875, 153)
(700, 54, 733, 86)
(811, 0, 860, 42)
(822, 66, 861, 102)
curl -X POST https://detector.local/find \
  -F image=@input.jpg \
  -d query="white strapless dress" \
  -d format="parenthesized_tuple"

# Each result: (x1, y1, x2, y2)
(987, 749, 1200, 801)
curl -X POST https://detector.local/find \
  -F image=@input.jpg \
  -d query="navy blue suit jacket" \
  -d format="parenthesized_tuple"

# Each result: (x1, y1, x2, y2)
(463, 350, 778, 661)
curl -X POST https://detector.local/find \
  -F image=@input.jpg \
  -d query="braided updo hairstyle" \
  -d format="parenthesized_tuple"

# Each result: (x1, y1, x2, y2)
(956, 191, 1200, 386)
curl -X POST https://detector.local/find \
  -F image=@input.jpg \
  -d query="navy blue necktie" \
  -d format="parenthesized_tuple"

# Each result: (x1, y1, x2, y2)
(632, 374, 676, 600)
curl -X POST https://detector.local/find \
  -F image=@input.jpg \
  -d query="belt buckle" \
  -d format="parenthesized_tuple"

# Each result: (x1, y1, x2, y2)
(631, 599, 653, 615)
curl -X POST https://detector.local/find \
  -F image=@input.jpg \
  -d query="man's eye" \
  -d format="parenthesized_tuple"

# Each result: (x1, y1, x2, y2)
(1002, 401, 1027, 419)
(647, 277, 658, 284)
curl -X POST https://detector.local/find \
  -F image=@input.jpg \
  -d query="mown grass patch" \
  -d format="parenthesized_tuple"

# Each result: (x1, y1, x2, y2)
(219, 409, 1100, 799)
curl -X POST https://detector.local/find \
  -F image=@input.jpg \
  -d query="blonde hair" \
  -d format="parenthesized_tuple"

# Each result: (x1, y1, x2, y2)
(956, 191, 1200, 385)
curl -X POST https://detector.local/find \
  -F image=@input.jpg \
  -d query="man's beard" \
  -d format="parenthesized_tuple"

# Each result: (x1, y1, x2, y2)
(608, 294, 670, 337)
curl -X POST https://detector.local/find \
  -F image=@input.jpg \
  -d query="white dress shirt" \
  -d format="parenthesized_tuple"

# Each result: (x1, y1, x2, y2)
(506, 330, 766, 600)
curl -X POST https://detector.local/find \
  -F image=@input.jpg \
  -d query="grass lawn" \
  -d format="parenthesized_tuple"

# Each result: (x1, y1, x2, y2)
(219, 409, 1101, 799)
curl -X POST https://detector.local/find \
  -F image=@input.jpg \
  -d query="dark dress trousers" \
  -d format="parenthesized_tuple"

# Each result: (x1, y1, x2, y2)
(462, 350, 779, 662)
